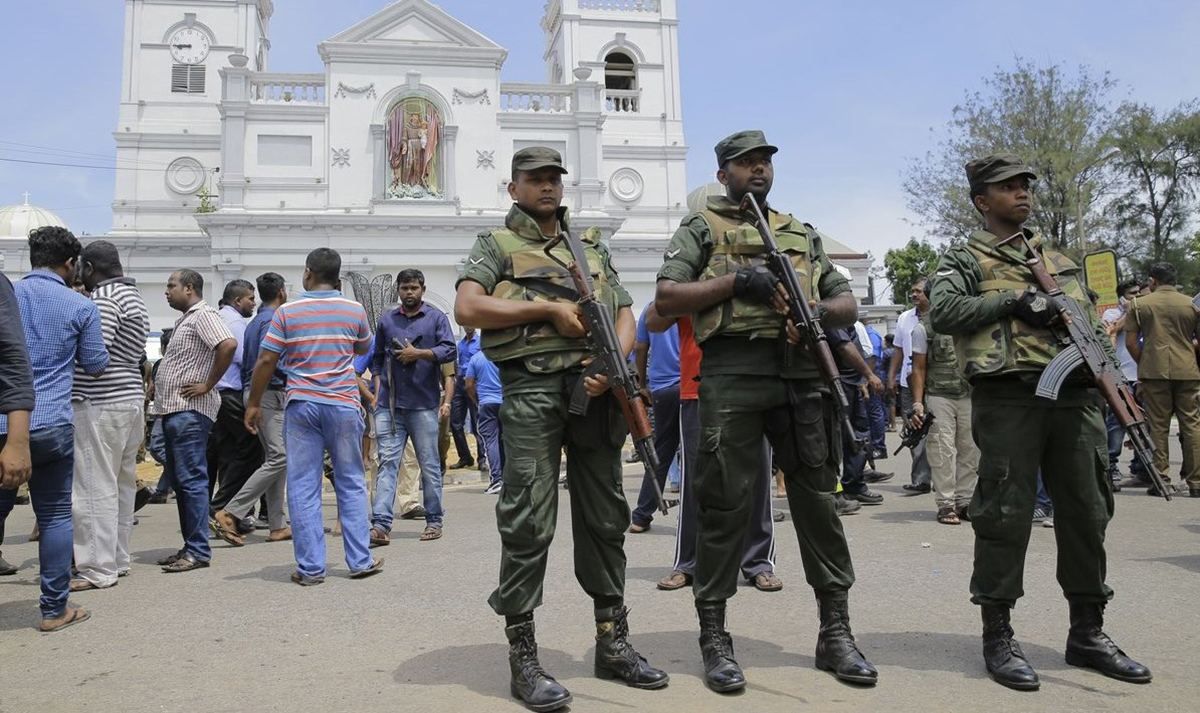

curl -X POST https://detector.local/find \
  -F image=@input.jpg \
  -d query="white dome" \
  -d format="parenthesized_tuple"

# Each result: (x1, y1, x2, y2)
(0, 194, 69, 240)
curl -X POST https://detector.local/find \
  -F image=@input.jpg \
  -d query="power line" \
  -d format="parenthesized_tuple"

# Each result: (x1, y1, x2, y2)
(0, 140, 175, 168)
(0, 156, 171, 172)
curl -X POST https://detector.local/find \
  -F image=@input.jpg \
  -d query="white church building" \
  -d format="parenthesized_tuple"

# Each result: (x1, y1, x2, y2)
(2, 0, 877, 329)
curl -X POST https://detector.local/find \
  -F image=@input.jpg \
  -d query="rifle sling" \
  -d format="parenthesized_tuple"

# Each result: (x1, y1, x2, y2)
(519, 277, 581, 302)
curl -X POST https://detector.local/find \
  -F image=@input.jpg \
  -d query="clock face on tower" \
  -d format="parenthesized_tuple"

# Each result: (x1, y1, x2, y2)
(168, 28, 210, 65)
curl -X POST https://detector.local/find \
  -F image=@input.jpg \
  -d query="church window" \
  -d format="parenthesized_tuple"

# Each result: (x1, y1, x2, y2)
(171, 64, 206, 94)
(604, 51, 638, 112)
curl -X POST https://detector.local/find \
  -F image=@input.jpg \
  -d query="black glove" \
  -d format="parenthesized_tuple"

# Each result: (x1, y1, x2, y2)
(1012, 286, 1061, 328)
(733, 265, 780, 305)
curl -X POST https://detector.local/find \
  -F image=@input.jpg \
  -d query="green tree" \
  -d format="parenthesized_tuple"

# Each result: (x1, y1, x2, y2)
(1103, 103, 1200, 275)
(904, 59, 1117, 251)
(884, 239, 939, 305)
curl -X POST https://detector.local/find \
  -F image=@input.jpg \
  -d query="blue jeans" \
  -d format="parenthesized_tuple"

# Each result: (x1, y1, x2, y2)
(867, 390, 887, 451)
(0, 424, 76, 618)
(476, 402, 504, 486)
(285, 400, 372, 577)
(162, 410, 214, 562)
(840, 381, 871, 494)
(372, 407, 444, 530)
(1035, 471, 1053, 513)
(148, 418, 173, 495)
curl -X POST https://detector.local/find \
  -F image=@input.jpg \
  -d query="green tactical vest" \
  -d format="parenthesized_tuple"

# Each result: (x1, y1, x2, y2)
(954, 230, 1088, 380)
(692, 205, 822, 344)
(480, 208, 620, 374)
(920, 313, 968, 398)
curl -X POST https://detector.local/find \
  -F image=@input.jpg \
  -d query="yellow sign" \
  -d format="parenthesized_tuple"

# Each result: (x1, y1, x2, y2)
(1084, 250, 1120, 316)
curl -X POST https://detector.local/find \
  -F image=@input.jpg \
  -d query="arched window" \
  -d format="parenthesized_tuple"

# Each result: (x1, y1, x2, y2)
(604, 51, 638, 112)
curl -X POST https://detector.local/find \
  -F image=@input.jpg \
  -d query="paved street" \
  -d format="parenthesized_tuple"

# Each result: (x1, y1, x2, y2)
(1, 431, 1197, 713)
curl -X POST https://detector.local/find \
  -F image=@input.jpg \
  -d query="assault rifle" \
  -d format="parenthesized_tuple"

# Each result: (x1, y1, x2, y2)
(894, 410, 935, 456)
(740, 195, 862, 456)
(544, 231, 669, 515)
(999, 231, 1172, 501)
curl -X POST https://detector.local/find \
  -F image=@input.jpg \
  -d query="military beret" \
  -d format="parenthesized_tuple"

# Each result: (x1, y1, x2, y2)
(714, 130, 778, 166)
(512, 146, 568, 174)
(965, 154, 1037, 190)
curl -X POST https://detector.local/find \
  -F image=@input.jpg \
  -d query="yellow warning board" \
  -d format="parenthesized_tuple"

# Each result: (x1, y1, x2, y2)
(1084, 250, 1120, 316)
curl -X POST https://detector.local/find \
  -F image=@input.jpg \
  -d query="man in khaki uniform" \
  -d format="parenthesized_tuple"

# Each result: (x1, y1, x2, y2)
(1126, 261, 1200, 497)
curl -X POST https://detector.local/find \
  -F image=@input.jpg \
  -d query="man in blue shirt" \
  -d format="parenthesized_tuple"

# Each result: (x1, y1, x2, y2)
(465, 350, 504, 493)
(213, 273, 291, 545)
(448, 327, 483, 470)
(369, 269, 456, 544)
(208, 279, 264, 518)
(629, 301, 681, 532)
(864, 319, 888, 458)
(0, 226, 109, 631)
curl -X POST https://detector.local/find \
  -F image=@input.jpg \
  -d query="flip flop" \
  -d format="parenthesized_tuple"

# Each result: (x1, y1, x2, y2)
(419, 526, 443, 542)
(349, 558, 385, 579)
(39, 606, 91, 633)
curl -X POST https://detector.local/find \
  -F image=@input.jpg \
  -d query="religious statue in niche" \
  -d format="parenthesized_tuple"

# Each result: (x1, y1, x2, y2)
(387, 97, 443, 199)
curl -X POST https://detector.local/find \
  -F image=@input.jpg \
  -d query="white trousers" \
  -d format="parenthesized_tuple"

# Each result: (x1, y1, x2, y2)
(72, 400, 144, 586)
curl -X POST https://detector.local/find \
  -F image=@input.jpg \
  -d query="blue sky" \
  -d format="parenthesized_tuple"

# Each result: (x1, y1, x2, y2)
(3, 0, 1199, 283)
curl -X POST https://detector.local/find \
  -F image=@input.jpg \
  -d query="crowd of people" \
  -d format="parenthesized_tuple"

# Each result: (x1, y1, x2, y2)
(0, 136, 1192, 709)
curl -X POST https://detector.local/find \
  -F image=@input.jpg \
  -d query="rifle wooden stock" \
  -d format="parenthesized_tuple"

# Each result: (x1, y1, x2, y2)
(545, 230, 669, 515)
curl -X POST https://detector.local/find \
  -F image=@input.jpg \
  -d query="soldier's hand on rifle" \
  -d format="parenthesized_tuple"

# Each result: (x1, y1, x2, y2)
(908, 402, 925, 430)
(583, 371, 611, 397)
(549, 302, 587, 338)
(733, 265, 781, 306)
(785, 319, 801, 345)
(1012, 287, 1062, 329)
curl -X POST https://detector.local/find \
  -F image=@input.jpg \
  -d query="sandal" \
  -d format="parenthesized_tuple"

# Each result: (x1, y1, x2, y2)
(39, 605, 91, 633)
(369, 527, 390, 547)
(349, 558, 385, 579)
(419, 526, 442, 542)
(628, 522, 650, 534)
(161, 554, 210, 573)
(751, 572, 784, 592)
(936, 506, 961, 525)
(69, 578, 115, 592)
(156, 549, 185, 566)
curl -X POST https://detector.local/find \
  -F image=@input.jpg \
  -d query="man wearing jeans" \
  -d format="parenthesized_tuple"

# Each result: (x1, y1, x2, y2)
(0, 271, 34, 578)
(465, 349, 504, 493)
(245, 248, 380, 585)
(153, 269, 236, 573)
(449, 326, 483, 470)
(212, 273, 291, 545)
(629, 301, 680, 533)
(0, 226, 108, 630)
(369, 269, 455, 544)
(69, 241, 149, 590)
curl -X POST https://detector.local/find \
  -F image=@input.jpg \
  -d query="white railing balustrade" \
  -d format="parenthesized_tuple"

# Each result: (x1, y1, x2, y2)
(249, 73, 326, 105)
(499, 83, 574, 113)
(605, 89, 640, 113)
(579, 0, 660, 11)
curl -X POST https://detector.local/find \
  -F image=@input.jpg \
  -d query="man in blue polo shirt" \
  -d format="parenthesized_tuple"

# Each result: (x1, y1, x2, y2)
(465, 350, 504, 493)
(629, 301, 681, 533)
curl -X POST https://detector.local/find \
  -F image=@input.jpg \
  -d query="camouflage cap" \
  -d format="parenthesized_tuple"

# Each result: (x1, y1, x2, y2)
(714, 130, 778, 166)
(965, 154, 1037, 190)
(512, 147, 568, 174)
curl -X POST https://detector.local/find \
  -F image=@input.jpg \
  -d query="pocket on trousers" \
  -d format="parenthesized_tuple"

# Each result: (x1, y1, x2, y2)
(1094, 447, 1115, 517)
(977, 454, 1010, 482)
(790, 390, 829, 469)
(505, 456, 537, 488)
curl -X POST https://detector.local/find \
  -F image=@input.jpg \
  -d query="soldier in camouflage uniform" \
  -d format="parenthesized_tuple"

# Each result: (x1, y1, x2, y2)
(930, 154, 1151, 691)
(656, 130, 877, 693)
(454, 147, 667, 712)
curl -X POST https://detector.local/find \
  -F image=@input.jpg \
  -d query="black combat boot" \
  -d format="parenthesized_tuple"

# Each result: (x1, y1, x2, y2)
(505, 619, 573, 712)
(981, 604, 1040, 691)
(1065, 601, 1152, 683)
(594, 606, 670, 689)
(814, 591, 878, 685)
(696, 602, 745, 692)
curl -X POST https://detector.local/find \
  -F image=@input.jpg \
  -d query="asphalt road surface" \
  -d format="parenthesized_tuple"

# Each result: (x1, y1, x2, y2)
(1, 430, 1196, 713)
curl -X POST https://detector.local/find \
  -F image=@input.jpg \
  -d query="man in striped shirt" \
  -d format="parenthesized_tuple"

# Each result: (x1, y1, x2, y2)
(154, 269, 236, 573)
(245, 248, 381, 585)
(69, 241, 150, 590)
